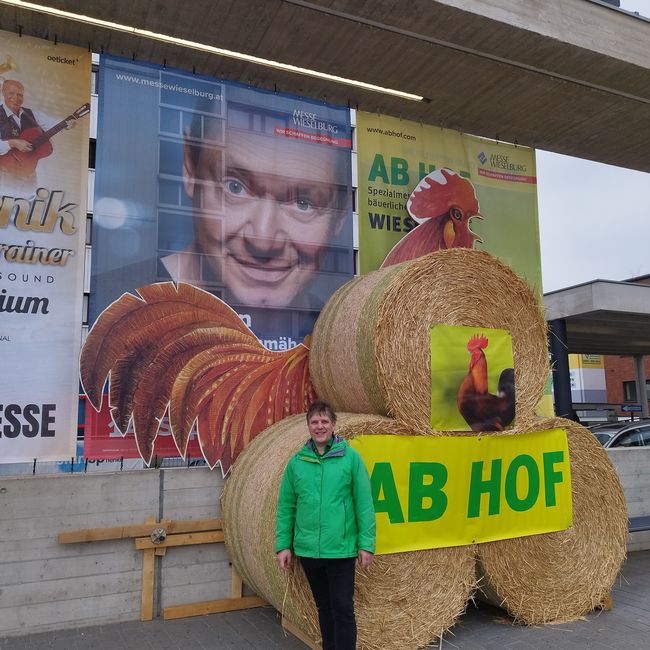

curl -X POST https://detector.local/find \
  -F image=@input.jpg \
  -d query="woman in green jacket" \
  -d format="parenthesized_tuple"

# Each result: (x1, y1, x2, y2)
(276, 400, 376, 650)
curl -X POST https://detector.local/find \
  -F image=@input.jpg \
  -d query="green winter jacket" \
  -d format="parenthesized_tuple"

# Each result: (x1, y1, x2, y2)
(275, 435, 376, 558)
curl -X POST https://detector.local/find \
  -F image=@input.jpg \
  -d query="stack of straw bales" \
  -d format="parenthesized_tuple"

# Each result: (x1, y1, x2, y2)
(223, 415, 476, 650)
(222, 249, 627, 647)
(310, 249, 549, 428)
(476, 417, 627, 624)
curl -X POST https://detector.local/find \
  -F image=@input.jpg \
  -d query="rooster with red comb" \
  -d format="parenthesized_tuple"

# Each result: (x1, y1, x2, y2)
(457, 334, 515, 432)
(381, 168, 483, 268)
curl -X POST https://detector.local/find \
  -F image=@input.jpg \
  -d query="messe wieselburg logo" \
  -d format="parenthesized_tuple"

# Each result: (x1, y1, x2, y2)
(292, 108, 339, 134)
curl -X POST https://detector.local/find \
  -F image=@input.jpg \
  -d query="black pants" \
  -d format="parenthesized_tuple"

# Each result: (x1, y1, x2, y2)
(299, 556, 357, 650)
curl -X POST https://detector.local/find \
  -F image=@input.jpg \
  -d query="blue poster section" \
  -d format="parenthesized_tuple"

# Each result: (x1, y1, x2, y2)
(90, 56, 353, 348)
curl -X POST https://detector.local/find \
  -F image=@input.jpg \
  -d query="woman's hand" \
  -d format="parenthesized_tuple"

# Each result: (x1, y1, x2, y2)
(357, 549, 373, 568)
(276, 549, 293, 571)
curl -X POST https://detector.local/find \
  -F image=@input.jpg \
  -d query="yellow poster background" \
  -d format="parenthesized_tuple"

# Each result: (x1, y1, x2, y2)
(350, 430, 572, 554)
(356, 112, 541, 292)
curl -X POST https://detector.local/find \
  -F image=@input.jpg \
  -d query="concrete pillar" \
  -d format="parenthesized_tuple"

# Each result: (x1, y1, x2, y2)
(548, 319, 574, 419)
(634, 354, 649, 417)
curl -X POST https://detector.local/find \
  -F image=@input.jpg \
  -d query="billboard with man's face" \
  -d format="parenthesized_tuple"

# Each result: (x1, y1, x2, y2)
(90, 56, 354, 351)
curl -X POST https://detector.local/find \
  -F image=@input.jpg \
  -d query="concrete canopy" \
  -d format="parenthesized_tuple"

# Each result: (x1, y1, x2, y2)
(1, 0, 650, 171)
(544, 280, 650, 355)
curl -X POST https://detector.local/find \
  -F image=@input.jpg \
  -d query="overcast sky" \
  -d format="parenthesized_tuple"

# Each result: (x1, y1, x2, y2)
(618, 0, 647, 17)
(536, 152, 650, 292)
(537, 0, 649, 293)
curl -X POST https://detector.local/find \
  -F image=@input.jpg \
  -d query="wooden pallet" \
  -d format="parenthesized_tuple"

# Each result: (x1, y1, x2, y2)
(58, 516, 265, 621)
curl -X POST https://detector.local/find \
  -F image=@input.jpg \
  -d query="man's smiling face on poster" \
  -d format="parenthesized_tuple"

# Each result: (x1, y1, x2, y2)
(2, 80, 25, 114)
(184, 129, 346, 308)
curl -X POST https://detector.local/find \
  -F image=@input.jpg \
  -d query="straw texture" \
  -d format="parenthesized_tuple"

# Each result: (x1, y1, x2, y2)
(476, 417, 628, 624)
(310, 249, 549, 430)
(222, 413, 477, 649)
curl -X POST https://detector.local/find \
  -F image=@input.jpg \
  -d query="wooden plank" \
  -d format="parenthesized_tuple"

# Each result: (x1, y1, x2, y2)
(135, 531, 224, 550)
(163, 595, 267, 620)
(140, 516, 156, 621)
(282, 616, 321, 650)
(58, 517, 222, 544)
(231, 567, 243, 598)
(140, 549, 155, 620)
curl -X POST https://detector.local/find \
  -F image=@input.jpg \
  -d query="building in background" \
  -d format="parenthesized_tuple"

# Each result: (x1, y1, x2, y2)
(603, 274, 650, 416)
(569, 354, 607, 404)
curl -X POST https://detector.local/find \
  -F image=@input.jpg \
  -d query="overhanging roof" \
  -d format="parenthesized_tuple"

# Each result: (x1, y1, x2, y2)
(1, 0, 650, 171)
(544, 280, 650, 355)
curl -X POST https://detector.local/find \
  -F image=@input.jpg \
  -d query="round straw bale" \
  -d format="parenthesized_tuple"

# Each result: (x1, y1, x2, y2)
(310, 249, 549, 429)
(222, 413, 477, 649)
(476, 417, 628, 624)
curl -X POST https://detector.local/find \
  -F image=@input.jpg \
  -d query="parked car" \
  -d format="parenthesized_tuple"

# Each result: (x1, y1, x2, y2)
(596, 420, 650, 448)
(588, 421, 633, 446)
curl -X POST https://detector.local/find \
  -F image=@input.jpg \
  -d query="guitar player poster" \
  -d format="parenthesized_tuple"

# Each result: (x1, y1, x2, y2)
(0, 30, 91, 462)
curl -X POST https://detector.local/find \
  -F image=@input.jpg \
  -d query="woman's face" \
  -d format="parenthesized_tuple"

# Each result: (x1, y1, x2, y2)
(308, 411, 336, 449)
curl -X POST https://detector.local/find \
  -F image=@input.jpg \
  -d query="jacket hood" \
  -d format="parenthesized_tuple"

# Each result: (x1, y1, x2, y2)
(302, 434, 346, 459)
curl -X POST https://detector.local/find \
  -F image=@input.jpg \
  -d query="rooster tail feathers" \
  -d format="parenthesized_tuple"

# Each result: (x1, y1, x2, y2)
(497, 368, 516, 396)
(79, 282, 316, 470)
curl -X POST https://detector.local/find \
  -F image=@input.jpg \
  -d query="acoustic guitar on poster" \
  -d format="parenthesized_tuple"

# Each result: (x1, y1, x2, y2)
(0, 102, 90, 175)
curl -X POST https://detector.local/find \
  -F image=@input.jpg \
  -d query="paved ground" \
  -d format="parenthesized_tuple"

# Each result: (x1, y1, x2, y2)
(1, 551, 648, 649)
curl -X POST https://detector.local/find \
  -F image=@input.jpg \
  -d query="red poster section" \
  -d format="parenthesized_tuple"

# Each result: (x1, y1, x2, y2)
(83, 399, 202, 460)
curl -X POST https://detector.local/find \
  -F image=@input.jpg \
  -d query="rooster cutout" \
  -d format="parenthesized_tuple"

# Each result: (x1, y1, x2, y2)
(457, 334, 515, 432)
(381, 168, 483, 268)
(80, 282, 315, 473)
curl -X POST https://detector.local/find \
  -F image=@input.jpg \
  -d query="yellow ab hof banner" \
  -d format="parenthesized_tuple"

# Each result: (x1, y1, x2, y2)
(350, 429, 572, 554)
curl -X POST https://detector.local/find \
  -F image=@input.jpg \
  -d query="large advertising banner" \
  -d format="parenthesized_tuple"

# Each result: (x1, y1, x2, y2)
(90, 56, 354, 350)
(0, 31, 91, 462)
(356, 112, 553, 416)
(350, 429, 572, 554)
(356, 112, 542, 294)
